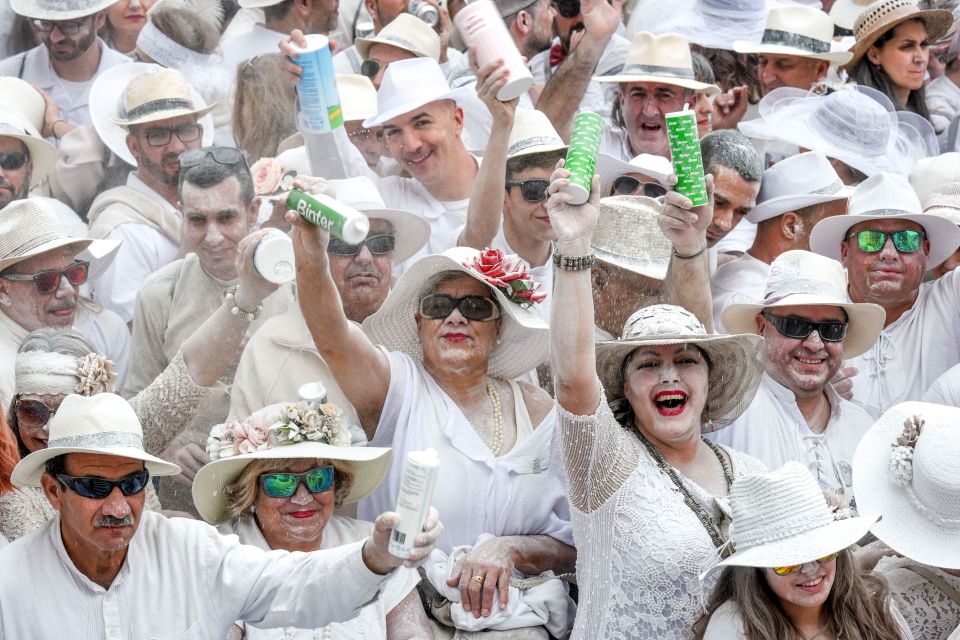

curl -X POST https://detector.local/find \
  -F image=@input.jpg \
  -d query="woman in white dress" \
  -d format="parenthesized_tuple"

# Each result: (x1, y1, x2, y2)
(193, 399, 431, 639)
(545, 168, 766, 638)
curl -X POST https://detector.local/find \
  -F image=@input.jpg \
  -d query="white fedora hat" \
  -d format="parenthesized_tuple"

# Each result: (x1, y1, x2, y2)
(595, 304, 764, 426)
(721, 250, 885, 358)
(193, 400, 392, 524)
(596, 153, 672, 198)
(733, 4, 853, 64)
(337, 74, 378, 123)
(707, 461, 878, 574)
(0, 199, 93, 272)
(0, 77, 47, 133)
(11, 393, 181, 487)
(327, 176, 430, 263)
(829, 0, 874, 30)
(591, 196, 672, 280)
(506, 109, 567, 159)
(747, 152, 852, 224)
(362, 246, 549, 380)
(363, 58, 461, 128)
(910, 153, 960, 206)
(10, 0, 117, 20)
(355, 13, 441, 61)
(922, 183, 960, 228)
(90, 62, 215, 167)
(0, 110, 57, 184)
(593, 32, 720, 94)
(809, 172, 960, 266)
(842, 0, 953, 72)
(853, 401, 960, 570)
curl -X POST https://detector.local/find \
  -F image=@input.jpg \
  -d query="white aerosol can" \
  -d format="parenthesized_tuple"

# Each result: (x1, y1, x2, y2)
(389, 448, 439, 558)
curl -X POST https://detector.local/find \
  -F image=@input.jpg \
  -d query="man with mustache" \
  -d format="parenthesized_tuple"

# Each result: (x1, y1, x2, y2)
(0, 0, 130, 126)
(86, 69, 207, 325)
(127, 146, 292, 515)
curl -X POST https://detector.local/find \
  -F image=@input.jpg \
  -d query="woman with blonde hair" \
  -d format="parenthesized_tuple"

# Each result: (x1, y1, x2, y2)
(232, 54, 298, 163)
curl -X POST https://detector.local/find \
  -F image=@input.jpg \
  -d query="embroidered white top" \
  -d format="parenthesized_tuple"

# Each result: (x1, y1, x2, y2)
(877, 556, 960, 640)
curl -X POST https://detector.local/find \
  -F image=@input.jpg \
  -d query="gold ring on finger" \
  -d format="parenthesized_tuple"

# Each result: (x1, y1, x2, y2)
(473, 575, 484, 583)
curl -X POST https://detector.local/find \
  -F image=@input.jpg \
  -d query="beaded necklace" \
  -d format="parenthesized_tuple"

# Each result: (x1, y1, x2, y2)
(636, 432, 734, 549)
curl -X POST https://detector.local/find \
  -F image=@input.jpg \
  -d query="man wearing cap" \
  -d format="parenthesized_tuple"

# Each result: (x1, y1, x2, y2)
(809, 171, 960, 416)
(0, 199, 131, 406)
(86, 68, 209, 324)
(711, 251, 885, 497)
(0, 392, 442, 638)
(127, 148, 294, 514)
(712, 152, 851, 330)
(230, 175, 429, 418)
(0, 0, 130, 127)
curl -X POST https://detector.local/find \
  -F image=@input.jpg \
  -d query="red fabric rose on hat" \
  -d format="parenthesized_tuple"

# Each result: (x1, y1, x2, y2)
(465, 249, 547, 307)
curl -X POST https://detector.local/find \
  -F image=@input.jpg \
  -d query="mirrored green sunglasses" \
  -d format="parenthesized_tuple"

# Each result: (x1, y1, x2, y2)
(846, 229, 925, 253)
(259, 466, 335, 498)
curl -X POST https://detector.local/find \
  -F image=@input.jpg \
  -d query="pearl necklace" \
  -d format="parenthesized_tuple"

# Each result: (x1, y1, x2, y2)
(485, 381, 504, 456)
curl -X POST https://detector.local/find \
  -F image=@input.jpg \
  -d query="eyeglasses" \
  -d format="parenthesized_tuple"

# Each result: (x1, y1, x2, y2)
(140, 123, 202, 148)
(0, 260, 89, 294)
(845, 229, 925, 254)
(763, 312, 848, 343)
(259, 466, 335, 498)
(505, 179, 550, 203)
(56, 470, 151, 500)
(14, 398, 58, 431)
(551, 0, 580, 18)
(611, 176, 668, 198)
(327, 234, 396, 256)
(31, 17, 91, 35)
(418, 293, 502, 322)
(0, 151, 27, 171)
(360, 59, 382, 79)
(771, 552, 840, 576)
(179, 146, 247, 170)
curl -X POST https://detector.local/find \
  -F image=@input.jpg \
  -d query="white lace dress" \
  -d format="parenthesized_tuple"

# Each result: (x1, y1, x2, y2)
(558, 396, 766, 640)
(877, 556, 960, 640)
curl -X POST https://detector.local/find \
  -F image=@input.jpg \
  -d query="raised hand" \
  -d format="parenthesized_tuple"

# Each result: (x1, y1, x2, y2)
(363, 507, 443, 574)
(655, 173, 714, 255)
(545, 160, 601, 250)
(472, 51, 519, 128)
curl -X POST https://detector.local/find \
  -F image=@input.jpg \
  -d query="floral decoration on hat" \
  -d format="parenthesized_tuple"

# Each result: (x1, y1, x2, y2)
(464, 249, 547, 308)
(250, 157, 297, 196)
(75, 354, 116, 396)
(889, 415, 924, 487)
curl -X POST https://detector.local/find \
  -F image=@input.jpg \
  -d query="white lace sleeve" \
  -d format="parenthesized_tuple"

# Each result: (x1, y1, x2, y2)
(555, 390, 645, 513)
(878, 557, 960, 640)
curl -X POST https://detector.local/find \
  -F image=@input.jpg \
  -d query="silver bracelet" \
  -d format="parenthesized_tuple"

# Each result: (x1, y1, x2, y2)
(224, 285, 262, 322)
(553, 251, 596, 271)
(672, 242, 707, 260)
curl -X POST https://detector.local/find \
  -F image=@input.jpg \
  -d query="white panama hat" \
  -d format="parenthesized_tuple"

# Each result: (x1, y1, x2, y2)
(596, 153, 673, 198)
(853, 401, 960, 570)
(362, 246, 550, 381)
(594, 32, 720, 94)
(355, 13, 441, 61)
(506, 109, 567, 159)
(363, 58, 462, 128)
(0, 110, 57, 184)
(733, 4, 853, 64)
(11, 393, 181, 487)
(922, 183, 960, 228)
(0, 198, 93, 272)
(706, 461, 878, 574)
(591, 196, 672, 280)
(809, 171, 960, 266)
(746, 152, 852, 224)
(10, 0, 116, 20)
(89, 62, 216, 167)
(739, 85, 938, 179)
(0, 77, 47, 133)
(327, 176, 431, 263)
(830, 0, 874, 30)
(721, 250, 885, 359)
(910, 153, 960, 206)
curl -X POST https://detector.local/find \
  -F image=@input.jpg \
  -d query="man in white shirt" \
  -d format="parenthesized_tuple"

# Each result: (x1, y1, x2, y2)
(809, 172, 960, 416)
(87, 68, 209, 324)
(0, 391, 441, 639)
(712, 152, 850, 331)
(712, 250, 885, 497)
(0, 0, 129, 127)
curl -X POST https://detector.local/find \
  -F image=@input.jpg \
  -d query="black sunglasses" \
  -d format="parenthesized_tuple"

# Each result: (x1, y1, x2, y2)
(360, 59, 382, 79)
(0, 260, 89, 294)
(419, 293, 501, 322)
(327, 234, 395, 256)
(551, 0, 581, 18)
(0, 151, 27, 171)
(179, 147, 247, 171)
(611, 176, 668, 198)
(14, 398, 58, 431)
(505, 179, 550, 203)
(57, 470, 151, 500)
(763, 312, 848, 343)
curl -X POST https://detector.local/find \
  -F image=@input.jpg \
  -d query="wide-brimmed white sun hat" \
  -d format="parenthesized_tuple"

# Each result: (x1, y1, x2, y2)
(192, 399, 392, 524)
(10, 0, 116, 20)
(506, 109, 567, 159)
(842, 0, 953, 72)
(809, 171, 960, 266)
(327, 176, 430, 263)
(592, 196, 672, 280)
(355, 13, 441, 61)
(627, 0, 780, 52)
(11, 393, 181, 487)
(593, 32, 720, 94)
(747, 152, 852, 224)
(90, 62, 216, 167)
(830, 0, 873, 30)
(595, 304, 764, 426)
(733, 4, 853, 64)
(721, 250, 885, 358)
(0, 199, 93, 272)
(0, 110, 57, 183)
(596, 153, 672, 198)
(707, 461, 878, 574)
(853, 401, 960, 570)
(363, 58, 462, 128)
(922, 183, 960, 227)
(910, 153, 960, 205)
(362, 246, 549, 380)
(739, 86, 938, 179)
(0, 77, 47, 133)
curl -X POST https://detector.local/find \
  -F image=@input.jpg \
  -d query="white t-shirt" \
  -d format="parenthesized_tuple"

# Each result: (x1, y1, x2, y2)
(710, 251, 769, 333)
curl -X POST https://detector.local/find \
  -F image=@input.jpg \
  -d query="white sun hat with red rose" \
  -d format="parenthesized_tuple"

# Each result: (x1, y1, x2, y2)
(362, 247, 549, 380)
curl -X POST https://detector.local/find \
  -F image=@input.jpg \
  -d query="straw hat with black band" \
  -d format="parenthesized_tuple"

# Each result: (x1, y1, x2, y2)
(733, 4, 853, 64)
(0, 199, 93, 273)
(841, 0, 953, 72)
(594, 31, 721, 94)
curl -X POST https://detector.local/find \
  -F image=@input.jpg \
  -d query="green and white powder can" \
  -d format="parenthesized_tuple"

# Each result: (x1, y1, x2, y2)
(561, 111, 605, 205)
(665, 107, 708, 207)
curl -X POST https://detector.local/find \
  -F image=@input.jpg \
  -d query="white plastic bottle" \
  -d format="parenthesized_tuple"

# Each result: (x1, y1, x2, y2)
(389, 448, 439, 558)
